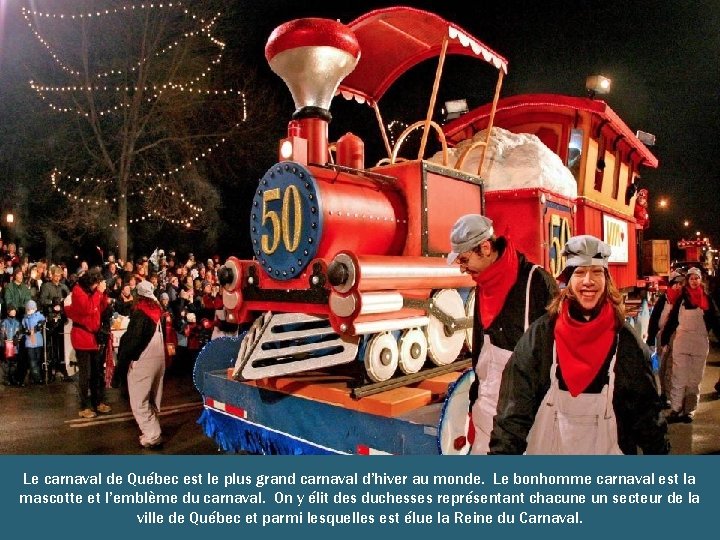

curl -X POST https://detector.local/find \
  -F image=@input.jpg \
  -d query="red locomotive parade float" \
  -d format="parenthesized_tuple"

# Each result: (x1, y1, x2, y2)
(195, 7, 660, 455)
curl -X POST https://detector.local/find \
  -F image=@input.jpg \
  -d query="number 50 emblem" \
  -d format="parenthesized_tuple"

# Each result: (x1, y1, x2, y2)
(261, 185, 302, 255)
(251, 162, 321, 280)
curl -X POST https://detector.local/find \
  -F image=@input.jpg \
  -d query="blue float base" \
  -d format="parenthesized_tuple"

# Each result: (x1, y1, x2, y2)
(197, 368, 443, 455)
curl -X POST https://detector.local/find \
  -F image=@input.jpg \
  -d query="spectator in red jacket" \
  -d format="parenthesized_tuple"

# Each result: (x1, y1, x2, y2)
(64, 267, 111, 419)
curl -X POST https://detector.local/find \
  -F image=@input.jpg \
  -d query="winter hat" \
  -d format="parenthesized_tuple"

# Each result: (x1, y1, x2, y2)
(159, 292, 170, 302)
(668, 270, 684, 283)
(562, 235, 612, 268)
(447, 214, 494, 265)
(25, 300, 37, 312)
(135, 280, 157, 302)
(559, 235, 612, 283)
(687, 267, 702, 278)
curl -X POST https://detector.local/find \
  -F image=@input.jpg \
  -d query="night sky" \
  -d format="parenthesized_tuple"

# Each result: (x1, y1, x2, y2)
(2, 0, 719, 251)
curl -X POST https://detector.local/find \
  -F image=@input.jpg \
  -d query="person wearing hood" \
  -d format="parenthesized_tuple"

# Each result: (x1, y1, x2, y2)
(489, 235, 669, 454)
(21, 300, 46, 384)
(1, 305, 22, 385)
(661, 267, 720, 423)
(115, 279, 166, 449)
(645, 270, 685, 407)
(447, 214, 557, 454)
(64, 268, 111, 418)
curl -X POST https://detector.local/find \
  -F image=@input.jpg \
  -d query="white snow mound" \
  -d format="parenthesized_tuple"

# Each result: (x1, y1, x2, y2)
(430, 127, 578, 198)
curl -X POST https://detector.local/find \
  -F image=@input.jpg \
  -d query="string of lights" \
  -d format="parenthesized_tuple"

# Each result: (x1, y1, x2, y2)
(133, 130, 241, 180)
(387, 120, 410, 147)
(25, 1, 246, 231)
(50, 169, 201, 227)
(21, 3, 224, 84)
(29, 82, 247, 119)
(50, 129, 243, 207)
(23, 2, 186, 19)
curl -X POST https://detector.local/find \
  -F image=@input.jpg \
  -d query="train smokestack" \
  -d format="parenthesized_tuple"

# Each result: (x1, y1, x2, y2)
(265, 18, 360, 164)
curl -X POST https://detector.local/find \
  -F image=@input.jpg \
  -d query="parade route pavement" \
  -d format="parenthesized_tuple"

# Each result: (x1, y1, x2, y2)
(1, 343, 719, 455)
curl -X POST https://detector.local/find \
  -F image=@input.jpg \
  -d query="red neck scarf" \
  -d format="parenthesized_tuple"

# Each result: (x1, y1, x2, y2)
(136, 298, 162, 324)
(686, 286, 709, 310)
(474, 239, 519, 327)
(666, 287, 681, 305)
(554, 300, 617, 397)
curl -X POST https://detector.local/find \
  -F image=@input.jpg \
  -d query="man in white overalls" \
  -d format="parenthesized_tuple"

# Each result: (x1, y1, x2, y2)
(116, 280, 166, 449)
(489, 235, 669, 455)
(447, 215, 557, 454)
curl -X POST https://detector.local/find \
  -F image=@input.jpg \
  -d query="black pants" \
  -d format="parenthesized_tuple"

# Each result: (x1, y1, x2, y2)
(1, 358, 13, 384)
(47, 331, 68, 378)
(12, 341, 28, 385)
(76, 350, 105, 410)
(26, 346, 43, 384)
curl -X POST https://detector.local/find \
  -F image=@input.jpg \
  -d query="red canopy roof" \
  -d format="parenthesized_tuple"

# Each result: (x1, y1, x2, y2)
(337, 7, 508, 106)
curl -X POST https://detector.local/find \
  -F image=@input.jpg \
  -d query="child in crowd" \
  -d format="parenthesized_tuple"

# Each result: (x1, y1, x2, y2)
(22, 300, 46, 384)
(1, 304, 21, 386)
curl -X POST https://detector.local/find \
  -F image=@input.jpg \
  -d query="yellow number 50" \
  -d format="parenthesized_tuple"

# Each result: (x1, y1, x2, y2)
(261, 185, 303, 255)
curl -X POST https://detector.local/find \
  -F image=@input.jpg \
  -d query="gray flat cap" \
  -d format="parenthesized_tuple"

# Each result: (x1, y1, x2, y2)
(561, 235, 612, 268)
(447, 214, 494, 265)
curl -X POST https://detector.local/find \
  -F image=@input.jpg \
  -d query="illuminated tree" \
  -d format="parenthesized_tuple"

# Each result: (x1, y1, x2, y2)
(22, 0, 261, 261)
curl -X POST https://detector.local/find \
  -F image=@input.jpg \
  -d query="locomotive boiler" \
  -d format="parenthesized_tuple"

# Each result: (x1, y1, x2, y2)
(215, 10, 510, 388)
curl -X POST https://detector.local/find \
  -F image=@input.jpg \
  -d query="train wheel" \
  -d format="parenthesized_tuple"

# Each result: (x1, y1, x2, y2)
(398, 328, 427, 374)
(426, 289, 465, 366)
(464, 288, 475, 353)
(364, 332, 399, 382)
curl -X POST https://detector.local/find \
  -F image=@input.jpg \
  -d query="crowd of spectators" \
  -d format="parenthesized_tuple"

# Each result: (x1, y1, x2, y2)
(0, 239, 226, 388)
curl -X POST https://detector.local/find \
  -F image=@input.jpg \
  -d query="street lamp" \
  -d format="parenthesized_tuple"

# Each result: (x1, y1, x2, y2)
(586, 75, 611, 98)
(4, 212, 14, 242)
(683, 220, 690, 228)
(658, 198, 668, 209)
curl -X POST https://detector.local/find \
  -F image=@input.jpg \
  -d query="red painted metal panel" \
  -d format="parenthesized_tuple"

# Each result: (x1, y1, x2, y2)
(575, 198, 638, 290)
(486, 190, 543, 264)
(375, 161, 483, 257)
(376, 161, 424, 256)
(485, 188, 574, 275)
(426, 172, 483, 255)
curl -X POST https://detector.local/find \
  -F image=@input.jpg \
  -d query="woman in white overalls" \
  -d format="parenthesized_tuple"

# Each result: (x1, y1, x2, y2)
(645, 271, 685, 406)
(661, 267, 720, 423)
(489, 235, 669, 455)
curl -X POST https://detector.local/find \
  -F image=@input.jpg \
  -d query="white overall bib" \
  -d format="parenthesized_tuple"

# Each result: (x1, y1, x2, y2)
(471, 266, 538, 455)
(669, 305, 708, 415)
(525, 343, 623, 455)
(128, 320, 165, 446)
(655, 300, 676, 398)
